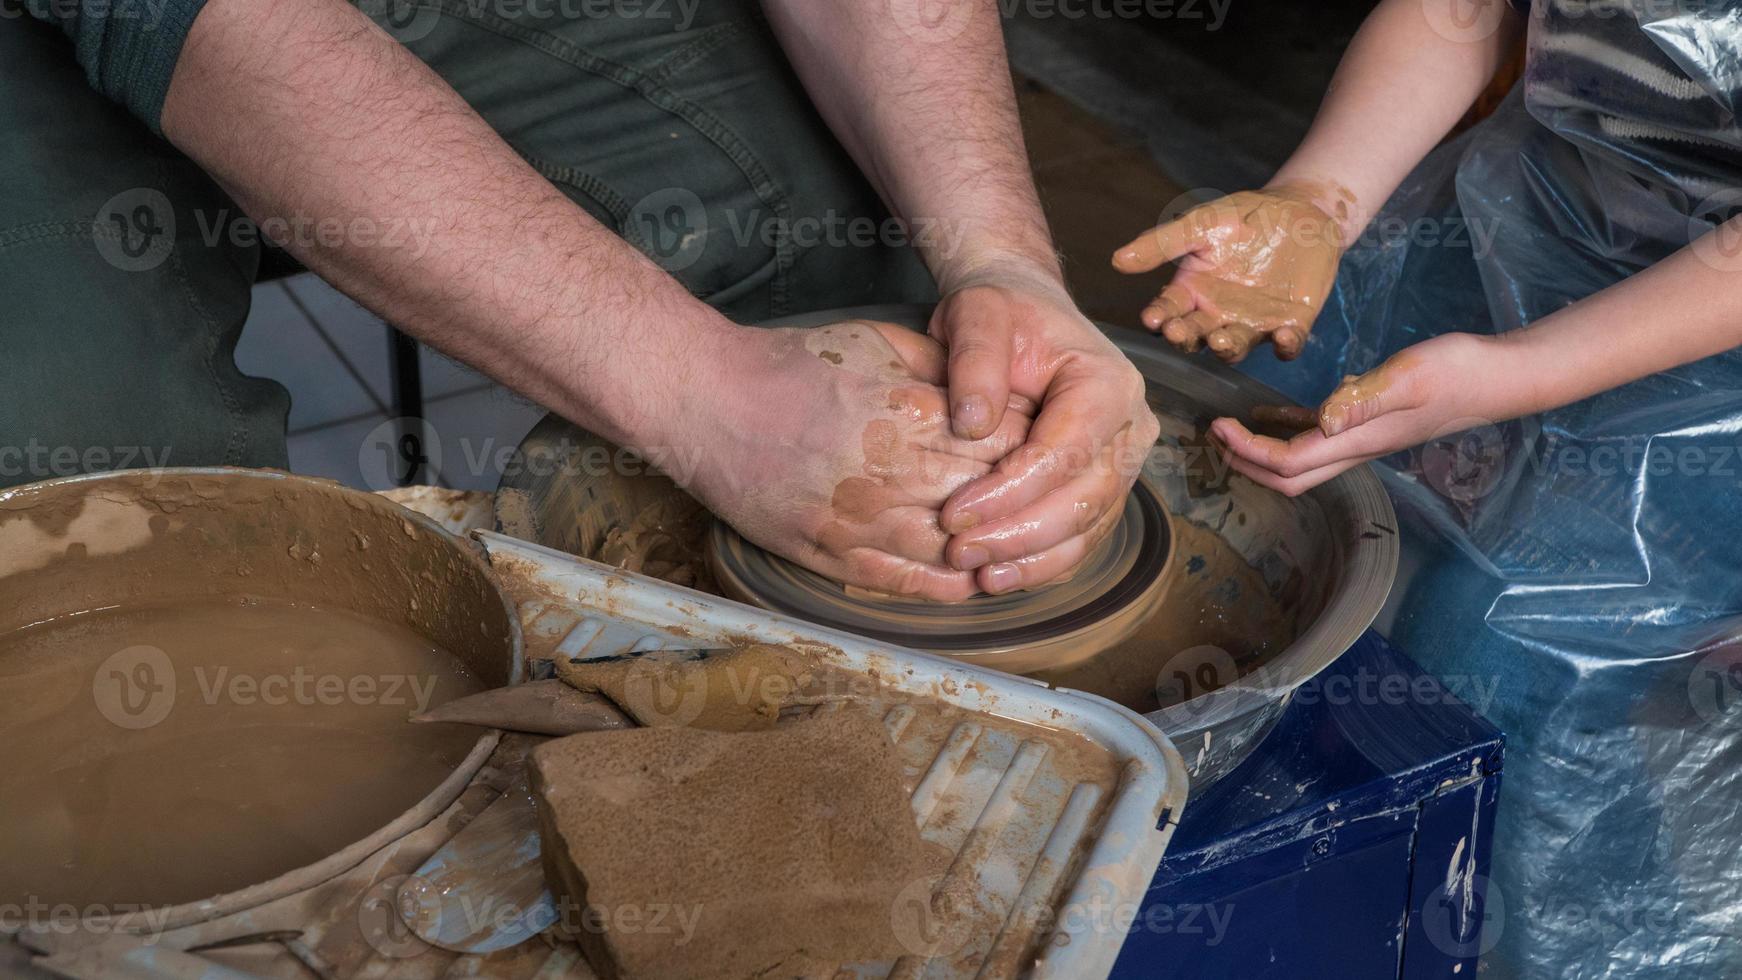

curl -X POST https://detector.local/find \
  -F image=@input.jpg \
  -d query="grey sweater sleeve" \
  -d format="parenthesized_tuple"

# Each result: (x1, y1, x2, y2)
(24, 0, 209, 134)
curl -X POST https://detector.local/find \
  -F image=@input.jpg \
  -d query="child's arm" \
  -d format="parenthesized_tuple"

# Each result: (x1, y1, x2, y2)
(1111, 0, 1525, 362)
(1267, 0, 1524, 240)
(1211, 223, 1742, 496)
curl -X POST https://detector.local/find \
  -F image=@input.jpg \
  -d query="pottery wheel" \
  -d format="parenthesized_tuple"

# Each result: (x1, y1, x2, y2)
(707, 477, 1173, 673)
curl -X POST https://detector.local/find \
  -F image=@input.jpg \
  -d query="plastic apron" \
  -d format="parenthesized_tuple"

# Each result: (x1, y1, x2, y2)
(1238, 2, 1742, 976)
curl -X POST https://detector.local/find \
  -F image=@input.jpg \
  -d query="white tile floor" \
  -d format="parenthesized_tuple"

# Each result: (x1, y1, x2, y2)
(233, 273, 546, 493)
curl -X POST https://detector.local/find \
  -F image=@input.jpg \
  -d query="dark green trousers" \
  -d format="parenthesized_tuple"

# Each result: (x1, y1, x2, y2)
(0, 3, 934, 489)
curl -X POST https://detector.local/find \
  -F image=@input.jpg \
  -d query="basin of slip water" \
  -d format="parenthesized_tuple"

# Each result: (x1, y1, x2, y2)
(0, 468, 523, 927)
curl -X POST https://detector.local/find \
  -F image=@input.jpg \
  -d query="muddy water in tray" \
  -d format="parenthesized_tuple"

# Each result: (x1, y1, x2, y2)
(0, 594, 485, 908)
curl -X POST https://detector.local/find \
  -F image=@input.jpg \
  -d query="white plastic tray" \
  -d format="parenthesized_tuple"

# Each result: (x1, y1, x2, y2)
(479, 531, 1189, 980)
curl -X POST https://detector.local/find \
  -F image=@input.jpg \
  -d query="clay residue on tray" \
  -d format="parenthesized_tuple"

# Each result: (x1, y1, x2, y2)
(530, 709, 941, 980)
(808, 672, 1124, 973)
(489, 549, 1132, 973)
(0, 594, 485, 909)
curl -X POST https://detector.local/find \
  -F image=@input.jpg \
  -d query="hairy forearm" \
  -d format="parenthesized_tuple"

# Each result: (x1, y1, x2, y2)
(760, 0, 1059, 291)
(1272, 0, 1523, 237)
(1485, 225, 1742, 419)
(160, 0, 741, 453)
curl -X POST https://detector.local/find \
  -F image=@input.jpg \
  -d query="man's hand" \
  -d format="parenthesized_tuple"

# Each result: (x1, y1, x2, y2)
(1210, 332, 1506, 496)
(685, 321, 1032, 601)
(928, 267, 1159, 594)
(761, 1, 1163, 594)
(1111, 184, 1348, 363)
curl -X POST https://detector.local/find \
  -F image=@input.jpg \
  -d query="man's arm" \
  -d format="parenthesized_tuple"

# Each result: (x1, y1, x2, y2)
(759, 0, 1057, 290)
(158, 0, 1022, 599)
(762, 0, 1160, 594)
(162, 0, 728, 454)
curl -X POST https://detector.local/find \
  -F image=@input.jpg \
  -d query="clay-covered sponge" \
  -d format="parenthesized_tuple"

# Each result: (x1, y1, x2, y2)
(529, 710, 936, 979)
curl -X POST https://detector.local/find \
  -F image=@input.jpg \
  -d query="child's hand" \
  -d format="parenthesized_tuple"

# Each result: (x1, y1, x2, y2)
(1111, 183, 1348, 363)
(1208, 333, 1508, 495)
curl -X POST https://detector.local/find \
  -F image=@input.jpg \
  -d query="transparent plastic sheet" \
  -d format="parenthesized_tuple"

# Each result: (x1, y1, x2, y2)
(1237, 3, 1742, 977)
